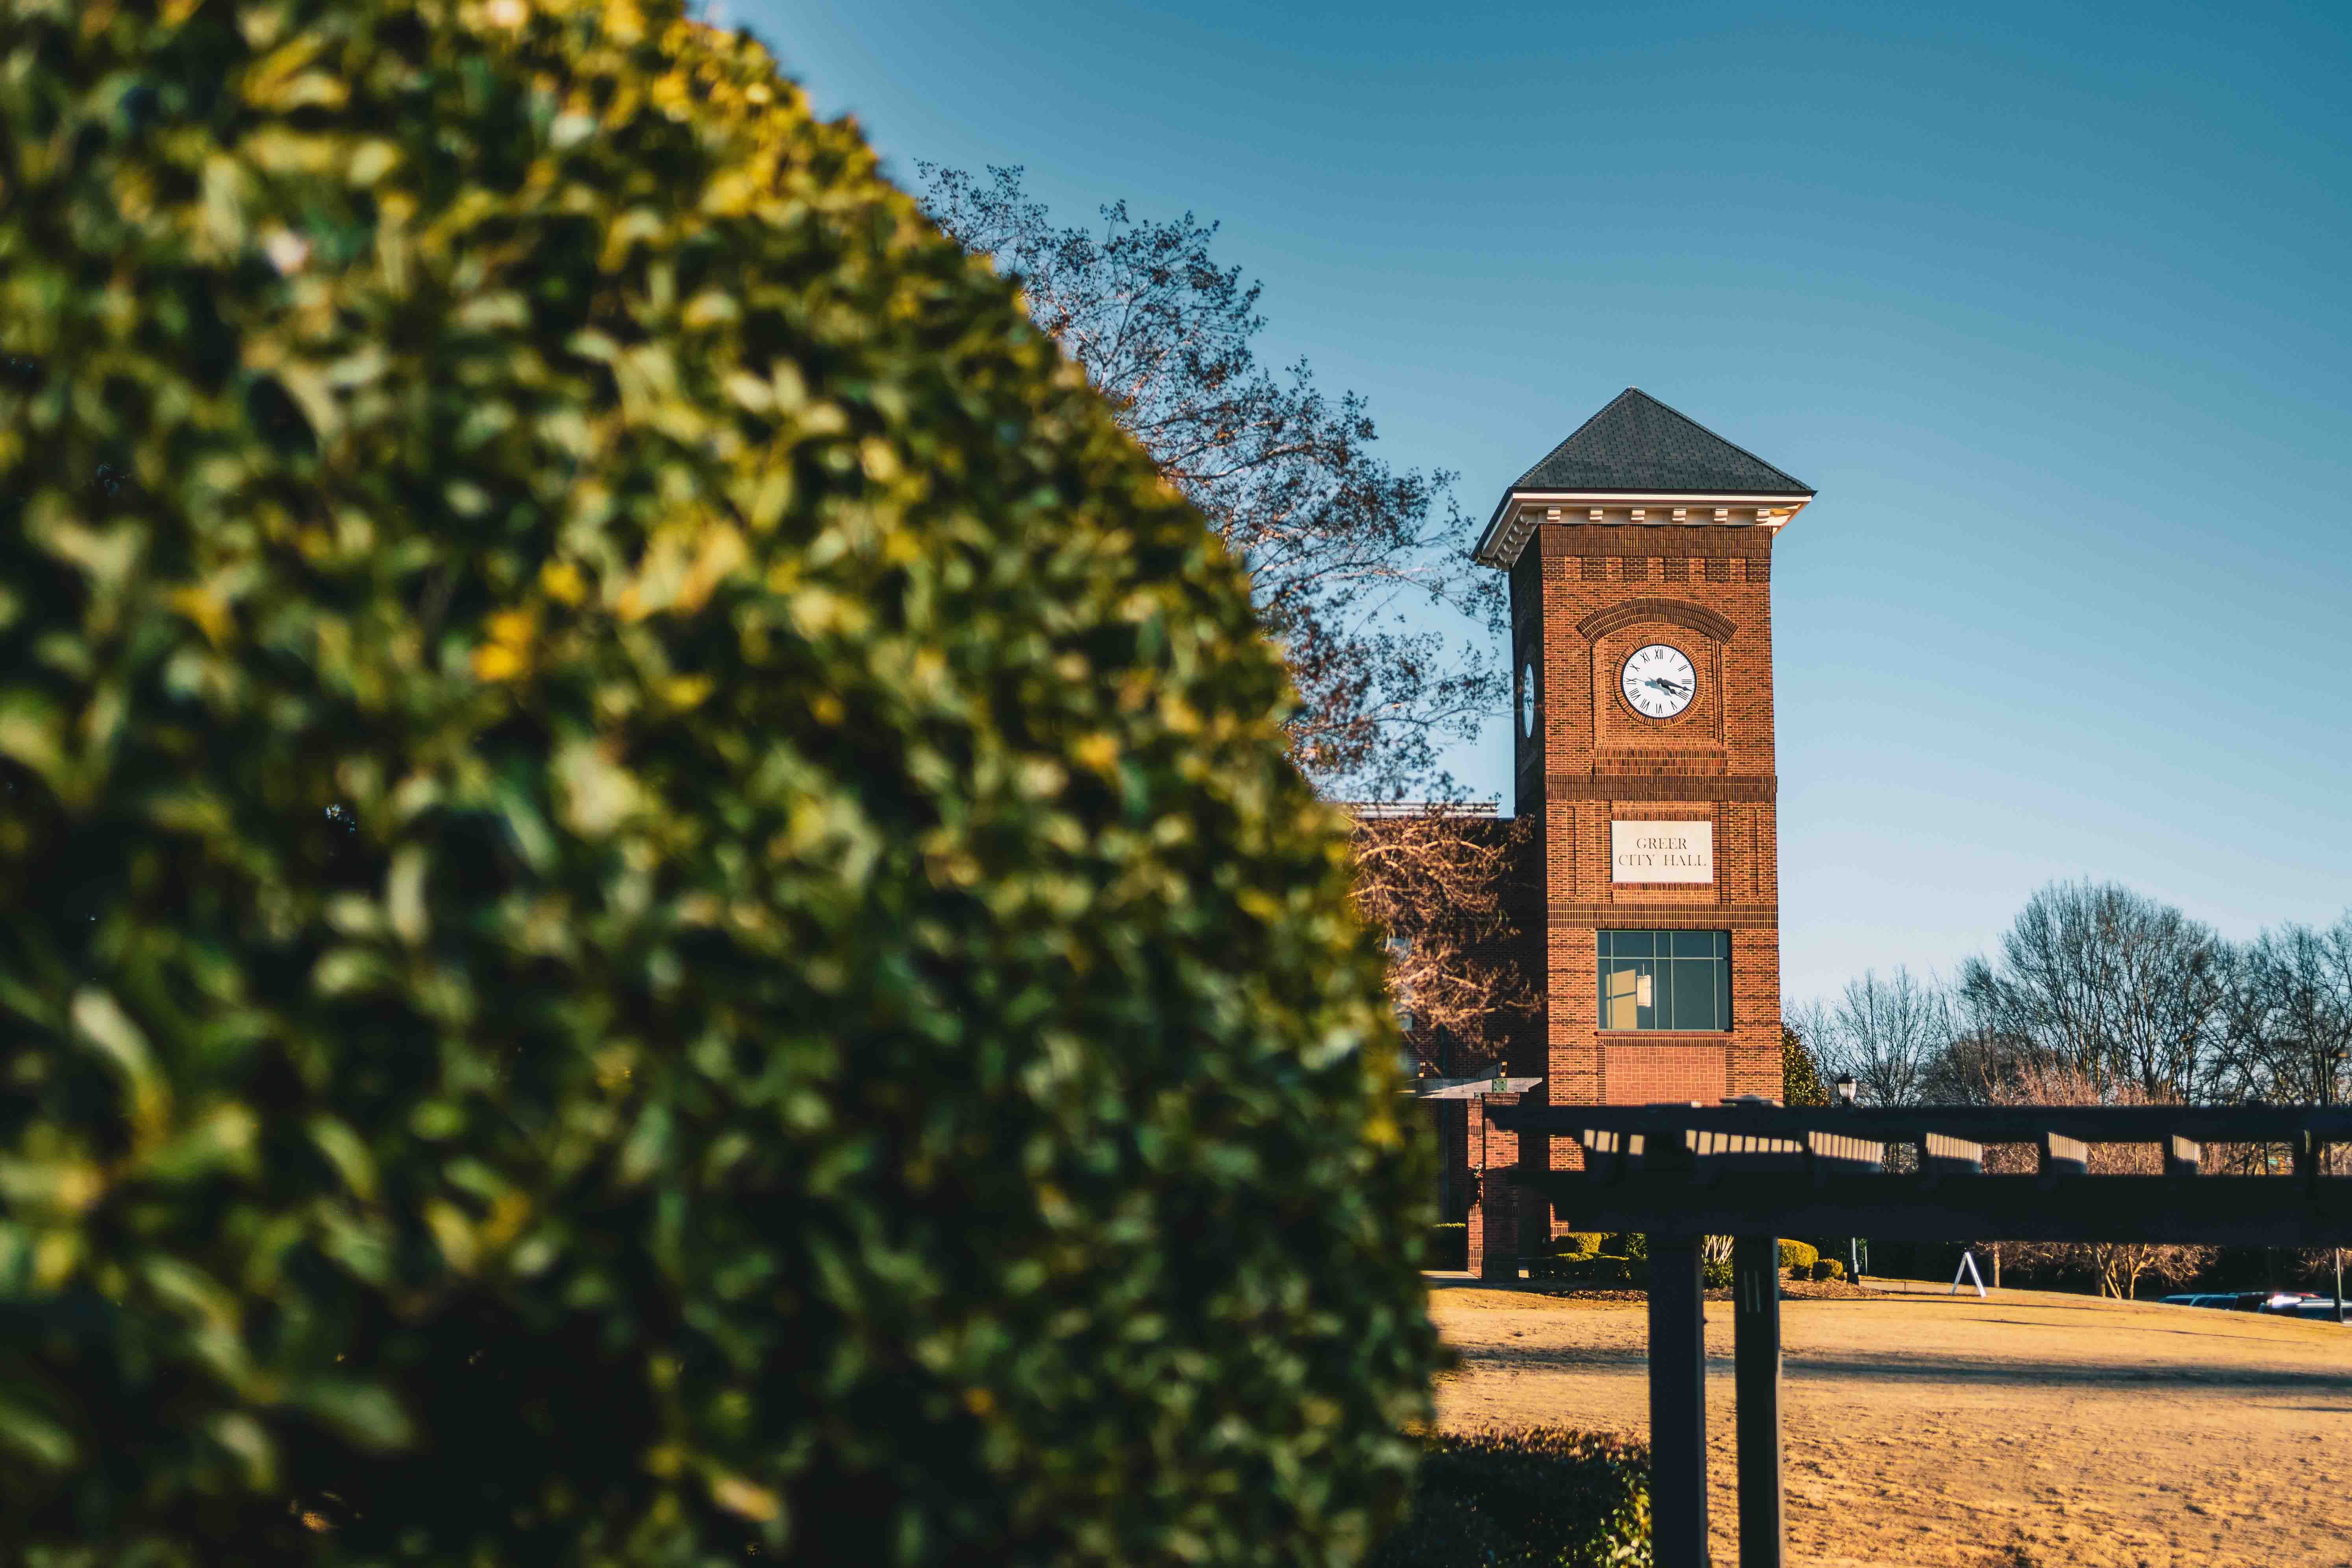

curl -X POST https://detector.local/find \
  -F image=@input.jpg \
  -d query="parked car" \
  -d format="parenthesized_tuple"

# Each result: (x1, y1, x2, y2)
(2156, 1292, 2329, 1313)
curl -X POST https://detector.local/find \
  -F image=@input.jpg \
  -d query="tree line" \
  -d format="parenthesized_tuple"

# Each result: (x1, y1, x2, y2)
(1788, 879, 2352, 1116)
(1787, 878, 2352, 1297)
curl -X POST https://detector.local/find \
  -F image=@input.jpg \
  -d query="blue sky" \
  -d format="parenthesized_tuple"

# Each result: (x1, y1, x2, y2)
(730, 0, 2352, 1007)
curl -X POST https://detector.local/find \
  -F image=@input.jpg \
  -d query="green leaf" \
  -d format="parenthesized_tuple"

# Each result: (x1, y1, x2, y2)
(288, 1379, 411, 1453)
(0, 1395, 77, 1468)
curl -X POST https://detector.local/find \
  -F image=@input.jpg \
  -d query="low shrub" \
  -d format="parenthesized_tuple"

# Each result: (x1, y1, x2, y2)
(1548, 1232, 1607, 1258)
(1778, 1240, 1819, 1273)
(1526, 1254, 1642, 1287)
(1367, 1427, 1652, 1568)
(1427, 1223, 1470, 1271)
(1701, 1257, 1734, 1289)
(1812, 1258, 1846, 1281)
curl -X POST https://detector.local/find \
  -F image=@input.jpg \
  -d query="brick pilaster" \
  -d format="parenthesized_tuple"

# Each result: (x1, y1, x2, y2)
(1468, 1092, 1521, 1279)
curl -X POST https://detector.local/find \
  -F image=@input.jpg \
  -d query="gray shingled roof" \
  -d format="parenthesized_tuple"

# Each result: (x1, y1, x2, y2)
(1506, 389, 1814, 496)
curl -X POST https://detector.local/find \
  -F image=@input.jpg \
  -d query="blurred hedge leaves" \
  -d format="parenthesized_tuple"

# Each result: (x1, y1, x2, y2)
(0, 0, 1440, 1562)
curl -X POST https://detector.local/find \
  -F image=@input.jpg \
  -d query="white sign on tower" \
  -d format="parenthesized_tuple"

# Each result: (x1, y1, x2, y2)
(1610, 820, 1714, 883)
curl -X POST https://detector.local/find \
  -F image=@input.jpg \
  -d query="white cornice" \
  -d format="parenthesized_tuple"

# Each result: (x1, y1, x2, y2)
(1473, 490, 1812, 570)
(1500, 491, 1814, 506)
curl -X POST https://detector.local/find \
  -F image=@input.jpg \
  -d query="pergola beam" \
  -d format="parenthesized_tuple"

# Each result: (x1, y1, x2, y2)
(1493, 1101, 2352, 1142)
(1511, 1168, 2352, 1246)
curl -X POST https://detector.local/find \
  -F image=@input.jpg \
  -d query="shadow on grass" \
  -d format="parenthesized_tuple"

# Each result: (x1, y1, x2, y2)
(1446, 1338, 2352, 1394)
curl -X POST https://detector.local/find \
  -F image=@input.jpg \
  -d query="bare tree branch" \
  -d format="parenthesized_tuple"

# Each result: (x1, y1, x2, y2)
(915, 164, 1507, 803)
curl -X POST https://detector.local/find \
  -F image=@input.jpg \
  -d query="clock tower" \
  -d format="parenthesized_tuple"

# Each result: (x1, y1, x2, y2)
(1471, 389, 1813, 1269)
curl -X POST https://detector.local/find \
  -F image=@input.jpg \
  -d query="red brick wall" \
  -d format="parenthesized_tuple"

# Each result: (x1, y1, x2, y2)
(1503, 522, 1785, 1246)
(1602, 1043, 1730, 1103)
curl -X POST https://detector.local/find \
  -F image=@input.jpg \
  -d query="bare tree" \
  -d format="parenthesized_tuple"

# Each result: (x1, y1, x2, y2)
(1809, 967, 1952, 1108)
(1346, 807, 1535, 1065)
(2213, 915, 2352, 1288)
(916, 166, 1522, 1039)
(1956, 881, 2228, 1101)
(1974, 1064, 2217, 1300)
(1918, 1025, 2037, 1105)
(916, 165, 1506, 803)
(2217, 918, 2352, 1108)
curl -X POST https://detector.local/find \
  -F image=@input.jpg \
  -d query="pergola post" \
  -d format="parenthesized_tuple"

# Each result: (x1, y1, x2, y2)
(1470, 1092, 1520, 1279)
(1477, 1100, 2352, 1567)
(1732, 1234, 1784, 1568)
(1648, 1231, 1710, 1567)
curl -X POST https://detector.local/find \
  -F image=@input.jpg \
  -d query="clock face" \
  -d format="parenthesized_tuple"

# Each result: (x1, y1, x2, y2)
(1621, 644, 1696, 719)
(1519, 662, 1536, 738)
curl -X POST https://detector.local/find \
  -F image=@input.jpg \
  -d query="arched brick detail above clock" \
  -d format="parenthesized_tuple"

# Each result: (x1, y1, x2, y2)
(1575, 596, 1737, 644)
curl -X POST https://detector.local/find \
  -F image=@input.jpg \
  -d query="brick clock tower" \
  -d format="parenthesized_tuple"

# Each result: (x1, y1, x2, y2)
(1466, 389, 1813, 1273)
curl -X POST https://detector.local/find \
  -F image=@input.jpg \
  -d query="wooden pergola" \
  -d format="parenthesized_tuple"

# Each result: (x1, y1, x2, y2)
(1481, 1098, 2352, 1568)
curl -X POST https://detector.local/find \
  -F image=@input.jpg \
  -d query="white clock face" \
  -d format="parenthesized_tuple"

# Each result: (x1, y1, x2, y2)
(1519, 662, 1536, 738)
(1621, 644, 1696, 719)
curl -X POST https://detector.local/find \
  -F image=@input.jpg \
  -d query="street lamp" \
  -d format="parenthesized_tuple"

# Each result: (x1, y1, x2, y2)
(1834, 1075, 1859, 1279)
(2329, 1046, 2346, 1325)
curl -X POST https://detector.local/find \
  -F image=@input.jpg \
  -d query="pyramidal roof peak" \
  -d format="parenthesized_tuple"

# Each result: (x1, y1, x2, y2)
(1509, 388, 1814, 498)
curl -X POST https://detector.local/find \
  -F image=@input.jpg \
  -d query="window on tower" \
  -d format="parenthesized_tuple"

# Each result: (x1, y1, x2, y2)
(1597, 929, 1732, 1031)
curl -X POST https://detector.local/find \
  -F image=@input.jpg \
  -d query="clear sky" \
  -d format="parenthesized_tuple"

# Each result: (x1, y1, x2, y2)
(727, 0, 2352, 1008)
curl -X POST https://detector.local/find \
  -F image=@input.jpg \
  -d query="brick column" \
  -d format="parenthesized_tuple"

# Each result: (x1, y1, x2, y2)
(1467, 1092, 1521, 1280)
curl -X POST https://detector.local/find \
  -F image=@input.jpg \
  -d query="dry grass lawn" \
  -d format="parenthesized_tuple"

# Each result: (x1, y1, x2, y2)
(1425, 1273, 2352, 1567)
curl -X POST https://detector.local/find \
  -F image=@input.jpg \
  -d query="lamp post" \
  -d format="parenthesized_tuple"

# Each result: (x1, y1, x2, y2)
(1836, 1075, 1859, 1281)
(2330, 1046, 2346, 1325)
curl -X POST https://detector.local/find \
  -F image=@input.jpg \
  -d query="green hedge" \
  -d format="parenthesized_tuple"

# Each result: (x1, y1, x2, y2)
(0, 0, 1439, 1562)
(1778, 1240, 1819, 1274)
(1366, 1428, 1651, 1568)
(1528, 1255, 1642, 1286)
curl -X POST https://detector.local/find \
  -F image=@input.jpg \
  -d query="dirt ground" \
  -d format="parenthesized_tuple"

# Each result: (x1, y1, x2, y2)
(1426, 1273, 2352, 1567)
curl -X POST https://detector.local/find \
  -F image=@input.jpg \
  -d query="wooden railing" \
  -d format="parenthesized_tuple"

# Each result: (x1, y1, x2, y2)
(1472, 1098, 2352, 1568)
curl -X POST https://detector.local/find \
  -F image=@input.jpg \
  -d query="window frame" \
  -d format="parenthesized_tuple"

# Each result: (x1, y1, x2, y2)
(1596, 928, 1733, 1033)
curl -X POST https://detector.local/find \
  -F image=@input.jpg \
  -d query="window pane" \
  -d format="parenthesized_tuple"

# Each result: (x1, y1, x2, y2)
(1601, 963, 1644, 1029)
(1670, 931, 1714, 958)
(1611, 930, 1655, 959)
(1713, 931, 1731, 959)
(1670, 960, 1716, 1030)
(1717, 961, 1732, 1028)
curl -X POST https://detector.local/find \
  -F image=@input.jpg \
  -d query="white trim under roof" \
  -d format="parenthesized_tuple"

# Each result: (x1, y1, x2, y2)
(1474, 490, 1814, 570)
(1334, 800, 1503, 819)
